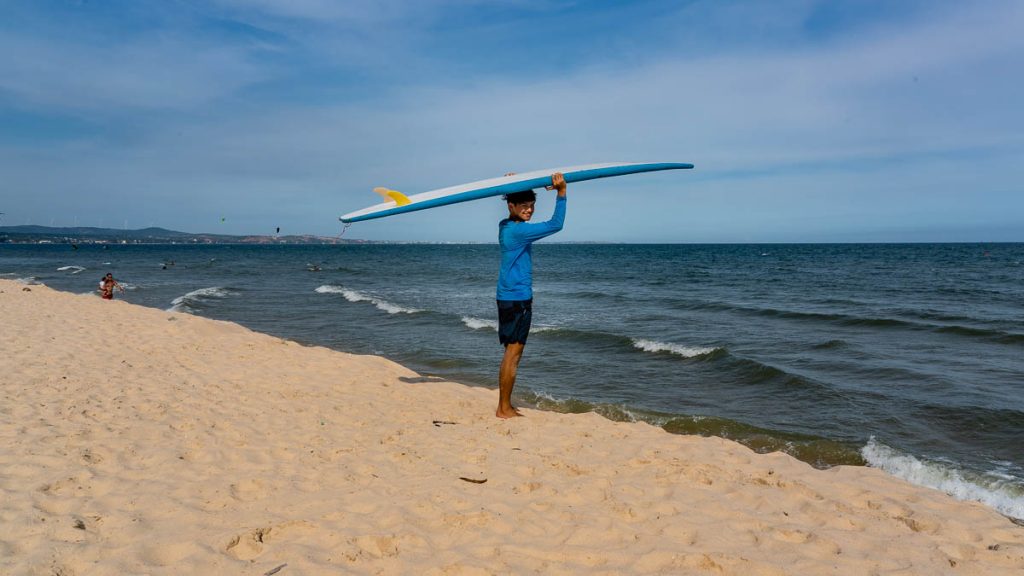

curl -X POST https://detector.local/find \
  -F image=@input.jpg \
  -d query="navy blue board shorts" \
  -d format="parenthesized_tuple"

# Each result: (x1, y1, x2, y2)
(497, 299, 532, 345)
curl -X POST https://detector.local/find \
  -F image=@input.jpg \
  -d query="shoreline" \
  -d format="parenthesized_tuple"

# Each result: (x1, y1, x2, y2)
(2, 279, 1023, 574)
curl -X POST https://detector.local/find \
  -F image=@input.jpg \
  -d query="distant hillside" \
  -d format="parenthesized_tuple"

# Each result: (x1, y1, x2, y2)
(2, 225, 202, 239)
(0, 225, 358, 244)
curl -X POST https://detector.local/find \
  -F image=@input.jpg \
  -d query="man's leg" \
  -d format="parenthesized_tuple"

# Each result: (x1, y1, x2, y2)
(497, 342, 525, 418)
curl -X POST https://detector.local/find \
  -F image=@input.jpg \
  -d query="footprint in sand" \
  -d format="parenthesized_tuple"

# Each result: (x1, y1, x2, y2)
(773, 528, 812, 543)
(225, 527, 270, 560)
(353, 535, 401, 559)
(224, 521, 317, 560)
(80, 448, 105, 465)
(229, 478, 270, 502)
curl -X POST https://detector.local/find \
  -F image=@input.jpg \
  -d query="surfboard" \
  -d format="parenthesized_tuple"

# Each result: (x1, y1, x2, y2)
(339, 161, 694, 223)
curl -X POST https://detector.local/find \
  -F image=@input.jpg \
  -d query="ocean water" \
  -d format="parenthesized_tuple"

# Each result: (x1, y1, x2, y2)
(3, 242, 1023, 521)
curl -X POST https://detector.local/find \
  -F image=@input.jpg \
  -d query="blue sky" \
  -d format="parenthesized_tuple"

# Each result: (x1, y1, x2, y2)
(1, 0, 1021, 242)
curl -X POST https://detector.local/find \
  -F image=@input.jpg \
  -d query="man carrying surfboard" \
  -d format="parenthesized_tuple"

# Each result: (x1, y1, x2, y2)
(496, 172, 567, 418)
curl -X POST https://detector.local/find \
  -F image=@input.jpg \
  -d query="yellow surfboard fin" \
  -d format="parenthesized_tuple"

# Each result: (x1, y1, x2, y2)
(373, 187, 411, 206)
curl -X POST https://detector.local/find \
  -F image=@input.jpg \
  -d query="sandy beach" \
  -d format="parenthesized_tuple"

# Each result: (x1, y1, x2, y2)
(1, 279, 1022, 575)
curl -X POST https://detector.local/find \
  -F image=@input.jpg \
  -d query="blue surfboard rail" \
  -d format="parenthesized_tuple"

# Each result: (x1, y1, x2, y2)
(340, 162, 694, 223)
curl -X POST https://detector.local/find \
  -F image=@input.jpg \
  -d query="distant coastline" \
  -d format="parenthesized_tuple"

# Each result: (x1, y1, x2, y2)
(0, 225, 365, 245)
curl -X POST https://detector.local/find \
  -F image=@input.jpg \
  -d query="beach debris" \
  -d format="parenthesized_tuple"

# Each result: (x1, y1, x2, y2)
(432, 420, 457, 427)
(22, 287, 31, 291)
(264, 563, 287, 576)
(459, 477, 487, 484)
(399, 376, 448, 383)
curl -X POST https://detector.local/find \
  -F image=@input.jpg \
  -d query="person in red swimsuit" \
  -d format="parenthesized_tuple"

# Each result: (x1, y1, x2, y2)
(99, 273, 124, 300)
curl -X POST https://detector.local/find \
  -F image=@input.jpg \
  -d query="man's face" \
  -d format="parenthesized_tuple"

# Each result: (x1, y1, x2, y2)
(509, 201, 535, 222)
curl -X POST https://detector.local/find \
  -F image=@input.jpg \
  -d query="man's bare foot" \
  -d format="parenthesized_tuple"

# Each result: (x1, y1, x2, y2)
(495, 406, 524, 419)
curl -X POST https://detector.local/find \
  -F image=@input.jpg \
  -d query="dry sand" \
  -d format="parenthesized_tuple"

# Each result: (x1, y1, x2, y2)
(1, 279, 1022, 575)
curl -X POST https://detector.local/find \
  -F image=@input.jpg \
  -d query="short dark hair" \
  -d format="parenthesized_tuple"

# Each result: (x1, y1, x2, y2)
(503, 189, 536, 204)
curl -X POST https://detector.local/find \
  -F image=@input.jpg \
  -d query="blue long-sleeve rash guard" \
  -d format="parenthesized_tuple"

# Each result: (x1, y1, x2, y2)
(496, 195, 566, 300)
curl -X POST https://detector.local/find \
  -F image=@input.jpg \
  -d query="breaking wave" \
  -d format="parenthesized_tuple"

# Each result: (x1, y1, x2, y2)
(461, 316, 497, 330)
(314, 285, 421, 315)
(631, 339, 720, 358)
(862, 438, 1024, 521)
(168, 287, 235, 313)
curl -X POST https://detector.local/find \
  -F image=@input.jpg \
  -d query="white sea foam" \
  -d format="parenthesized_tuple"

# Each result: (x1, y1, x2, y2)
(529, 390, 642, 423)
(462, 316, 497, 330)
(168, 286, 234, 313)
(315, 285, 420, 314)
(461, 316, 559, 332)
(631, 339, 718, 358)
(57, 265, 86, 274)
(862, 437, 1024, 521)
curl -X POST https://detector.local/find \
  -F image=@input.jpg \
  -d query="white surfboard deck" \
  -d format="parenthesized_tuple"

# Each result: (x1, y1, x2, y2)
(340, 161, 693, 223)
